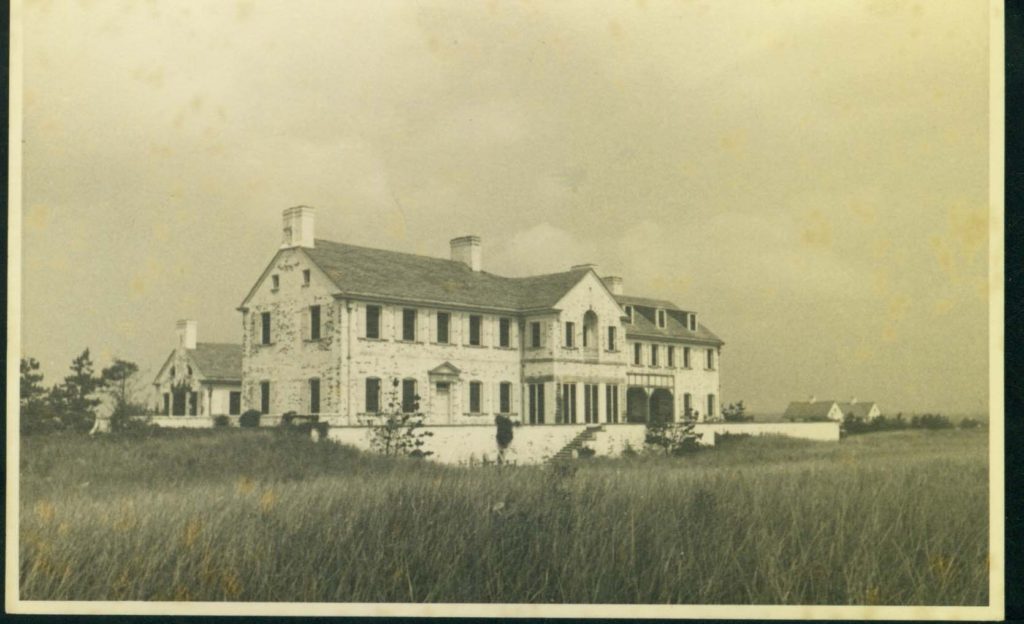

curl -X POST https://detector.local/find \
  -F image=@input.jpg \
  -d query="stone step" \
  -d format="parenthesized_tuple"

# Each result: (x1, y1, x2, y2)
(547, 425, 605, 462)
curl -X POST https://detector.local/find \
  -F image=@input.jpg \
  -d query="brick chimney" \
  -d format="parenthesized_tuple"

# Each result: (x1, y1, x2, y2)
(281, 205, 315, 248)
(602, 276, 623, 295)
(450, 235, 482, 271)
(176, 319, 197, 350)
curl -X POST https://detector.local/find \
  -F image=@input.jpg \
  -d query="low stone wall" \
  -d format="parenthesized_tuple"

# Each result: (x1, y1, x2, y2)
(149, 416, 218, 429)
(328, 424, 587, 465)
(697, 421, 841, 442)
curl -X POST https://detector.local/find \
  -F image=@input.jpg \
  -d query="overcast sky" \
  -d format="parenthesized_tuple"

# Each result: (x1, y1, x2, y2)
(19, 0, 991, 415)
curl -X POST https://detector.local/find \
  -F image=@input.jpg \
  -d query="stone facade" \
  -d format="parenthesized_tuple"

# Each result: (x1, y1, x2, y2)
(238, 207, 724, 428)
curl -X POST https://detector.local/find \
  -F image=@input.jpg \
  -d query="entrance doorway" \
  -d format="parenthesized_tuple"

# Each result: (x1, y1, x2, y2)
(434, 382, 452, 422)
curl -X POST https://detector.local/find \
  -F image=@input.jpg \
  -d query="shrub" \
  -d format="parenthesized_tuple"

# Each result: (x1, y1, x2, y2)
(644, 417, 702, 456)
(722, 400, 752, 422)
(959, 418, 983, 430)
(239, 410, 261, 428)
(213, 414, 231, 427)
(370, 378, 433, 457)
(577, 445, 596, 458)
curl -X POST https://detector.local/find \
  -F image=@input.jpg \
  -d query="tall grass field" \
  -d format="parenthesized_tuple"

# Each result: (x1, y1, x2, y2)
(19, 428, 988, 604)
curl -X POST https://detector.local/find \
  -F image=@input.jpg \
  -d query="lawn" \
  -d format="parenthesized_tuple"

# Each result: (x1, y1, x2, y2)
(18, 427, 989, 604)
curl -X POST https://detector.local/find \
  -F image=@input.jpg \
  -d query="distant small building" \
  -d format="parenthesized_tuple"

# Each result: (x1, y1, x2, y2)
(152, 320, 242, 419)
(837, 399, 881, 422)
(783, 396, 882, 422)
(783, 397, 845, 422)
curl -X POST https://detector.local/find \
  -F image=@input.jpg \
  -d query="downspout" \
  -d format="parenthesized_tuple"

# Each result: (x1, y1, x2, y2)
(345, 299, 353, 426)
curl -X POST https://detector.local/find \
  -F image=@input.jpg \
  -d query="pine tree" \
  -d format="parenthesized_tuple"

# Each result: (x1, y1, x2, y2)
(20, 358, 55, 434)
(58, 349, 105, 433)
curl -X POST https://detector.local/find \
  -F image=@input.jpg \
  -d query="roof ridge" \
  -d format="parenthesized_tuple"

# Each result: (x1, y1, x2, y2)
(313, 237, 591, 283)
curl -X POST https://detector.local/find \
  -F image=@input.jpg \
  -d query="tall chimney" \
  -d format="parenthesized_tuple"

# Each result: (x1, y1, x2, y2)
(176, 319, 197, 350)
(281, 205, 315, 248)
(602, 276, 623, 295)
(450, 235, 482, 271)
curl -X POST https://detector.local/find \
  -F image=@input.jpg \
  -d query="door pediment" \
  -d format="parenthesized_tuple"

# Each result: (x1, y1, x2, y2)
(428, 361, 461, 383)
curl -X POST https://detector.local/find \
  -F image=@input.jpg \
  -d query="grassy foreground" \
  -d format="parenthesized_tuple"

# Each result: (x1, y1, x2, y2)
(19, 428, 988, 604)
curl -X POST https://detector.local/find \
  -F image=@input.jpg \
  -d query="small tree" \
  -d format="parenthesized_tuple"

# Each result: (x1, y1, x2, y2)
(495, 414, 515, 463)
(644, 415, 702, 456)
(370, 378, 433, 457)
(722, 400, 750, 422)
(101, 358, 146, 431)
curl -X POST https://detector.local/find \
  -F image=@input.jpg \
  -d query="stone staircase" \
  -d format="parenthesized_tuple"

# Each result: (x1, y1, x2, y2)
(548, 425, 604, 462)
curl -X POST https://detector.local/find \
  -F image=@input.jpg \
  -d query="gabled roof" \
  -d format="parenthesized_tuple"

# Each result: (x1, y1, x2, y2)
(155, 343, 243, 385)
(783, 400, 841, 420)
(189, 343, 242, 381)
(303, 239, 591, 311)
(616, 295, 723, 345)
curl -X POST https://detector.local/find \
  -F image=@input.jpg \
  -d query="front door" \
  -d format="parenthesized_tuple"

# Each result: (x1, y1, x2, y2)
(434, 382, 451, 423)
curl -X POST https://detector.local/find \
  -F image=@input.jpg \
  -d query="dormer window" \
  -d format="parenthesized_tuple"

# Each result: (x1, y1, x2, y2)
(624, 305, 633, 323)
(657, 309, 667, 329)
(271, 274, 280, 290)
(688, 313, 697, 332)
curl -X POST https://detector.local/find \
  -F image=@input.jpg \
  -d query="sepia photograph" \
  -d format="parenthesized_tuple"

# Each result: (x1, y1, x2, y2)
(6, 0, 1004, 619)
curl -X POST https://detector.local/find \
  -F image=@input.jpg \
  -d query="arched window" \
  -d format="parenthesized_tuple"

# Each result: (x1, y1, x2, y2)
(582, 310, 598, 351)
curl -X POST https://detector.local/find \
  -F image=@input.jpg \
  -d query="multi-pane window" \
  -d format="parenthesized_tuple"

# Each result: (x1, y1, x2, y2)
(633, 343, 642, 365)
(436, 312, 450, 344)
(402, 379, 417, 413)
(309, 305, 321, 340)
(365, 305, 381, 339)
(229, 391, 241, 415)
(564, 322, 575, 347)
(651, 344, 659, 367)
(261, 312, 272, 345)
(584, 384, 599, 424)
(260, 381, 270, 414)
(302, 269, 310, 286)
(706, 348, 716, 370)
(499, 382, 512, 414)
(607, 326, 617, 351)
(499, 318, 511, 347)
(469, 381, 482, 413)
(469, 315, 482, 346)
(530, 322, 542, 348)
(402, 308, 417, 341)
(605, 385, 619, 423)
(309, 378, 320, 414)
(560, 383, 577, 424)
(365, 378, 380, 413)
(707, 394, 716, 419)
(667, 346, 675, 367)
(684, 393, 693, 419)
(683, 347, 691, 368)
(528, 383, 546, 424)
(271, 274, 280, 290)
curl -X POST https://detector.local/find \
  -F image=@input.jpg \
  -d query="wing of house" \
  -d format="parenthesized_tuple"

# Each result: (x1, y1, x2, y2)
(152, 320, 242, 418)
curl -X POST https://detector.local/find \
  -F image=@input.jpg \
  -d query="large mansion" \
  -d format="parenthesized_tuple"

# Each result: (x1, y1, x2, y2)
(234, 206, 723, 426)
